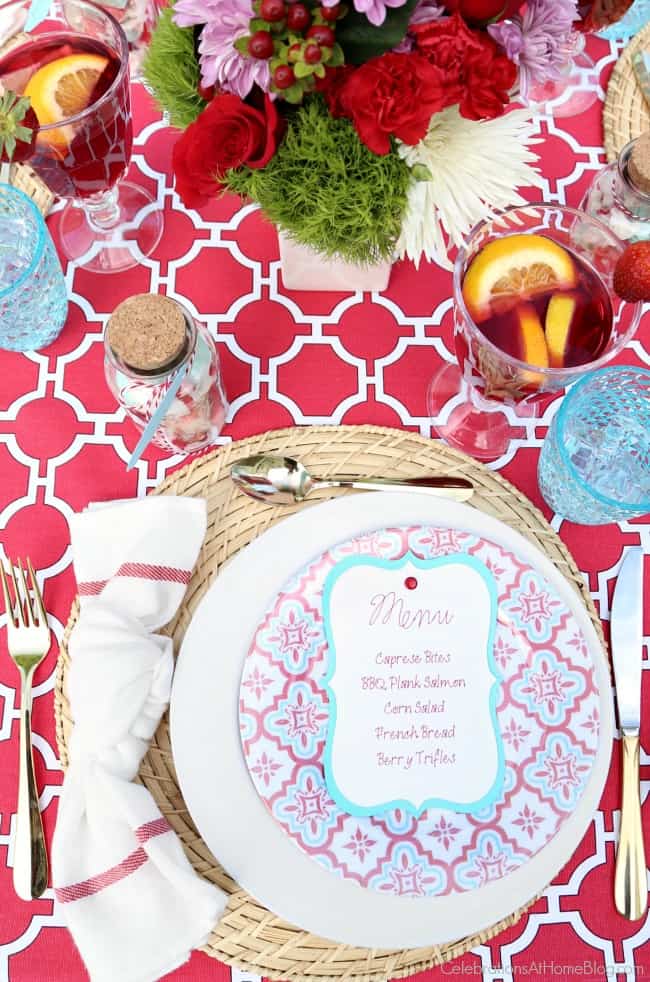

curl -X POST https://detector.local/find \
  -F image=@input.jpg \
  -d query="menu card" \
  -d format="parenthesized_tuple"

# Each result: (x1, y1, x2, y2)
(322, 552, 504, 816)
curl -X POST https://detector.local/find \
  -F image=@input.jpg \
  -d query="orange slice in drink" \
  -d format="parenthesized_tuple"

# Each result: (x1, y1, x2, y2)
(545, 292, 577, 368)
(515, 302, 549, 390)
(516, 303, 549, 367)
(24, 53, 109, 148)
(462, 234, 577, 323)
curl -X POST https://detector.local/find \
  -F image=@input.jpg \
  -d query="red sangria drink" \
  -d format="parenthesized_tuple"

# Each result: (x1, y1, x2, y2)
(428, 206, 642, 462)
(0, 0, 162, 273)
(461, 234, 613, 392)
(0, 35, 131, 198)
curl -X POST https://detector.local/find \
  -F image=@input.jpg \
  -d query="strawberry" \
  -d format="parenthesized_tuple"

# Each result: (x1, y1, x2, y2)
(0, 89, 39, 164)
(613, 241, 650, 302)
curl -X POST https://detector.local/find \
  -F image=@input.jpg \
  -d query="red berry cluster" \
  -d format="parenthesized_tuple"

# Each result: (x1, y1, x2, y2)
(236, 0, 346, 102)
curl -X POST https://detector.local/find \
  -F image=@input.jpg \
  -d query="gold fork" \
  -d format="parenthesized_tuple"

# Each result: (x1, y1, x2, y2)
(0, 559, 50, 900)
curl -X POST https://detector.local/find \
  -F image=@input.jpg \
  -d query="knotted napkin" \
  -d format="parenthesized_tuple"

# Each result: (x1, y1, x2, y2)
(52, 496, 226, 982)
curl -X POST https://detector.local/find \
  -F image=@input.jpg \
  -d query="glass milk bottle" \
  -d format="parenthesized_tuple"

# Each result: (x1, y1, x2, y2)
(580, 132, 650, 244)
(104, 293, 228, 454)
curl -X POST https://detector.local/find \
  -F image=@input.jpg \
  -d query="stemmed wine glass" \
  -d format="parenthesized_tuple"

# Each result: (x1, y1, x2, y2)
(526, 32, 600, 119)
(0, 0, 162, 273)
(108, 0, 163, 78)
(525, 0, 637, 118)
(428, 205, 642, 462)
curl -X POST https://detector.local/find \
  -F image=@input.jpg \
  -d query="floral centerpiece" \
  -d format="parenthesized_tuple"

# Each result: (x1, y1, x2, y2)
(145, 0, 579, 284)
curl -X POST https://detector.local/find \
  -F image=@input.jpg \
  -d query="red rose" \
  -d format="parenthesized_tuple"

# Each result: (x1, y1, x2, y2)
(412, 13, 516, 121)
(172, 93, 285, 209)
(332, 52, 449, 156)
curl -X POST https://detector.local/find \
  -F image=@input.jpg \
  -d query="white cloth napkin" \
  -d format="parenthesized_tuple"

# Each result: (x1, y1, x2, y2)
(52, 496, 226, 982)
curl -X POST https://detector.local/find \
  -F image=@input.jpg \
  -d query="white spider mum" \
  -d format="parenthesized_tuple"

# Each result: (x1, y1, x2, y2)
(396, 107, 543, 270)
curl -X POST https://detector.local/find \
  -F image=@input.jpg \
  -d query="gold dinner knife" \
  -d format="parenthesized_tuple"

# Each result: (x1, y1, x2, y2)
(612, 547, 648, 921)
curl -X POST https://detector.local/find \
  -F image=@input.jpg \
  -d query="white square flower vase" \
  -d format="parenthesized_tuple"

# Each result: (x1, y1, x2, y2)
(278, 230, 392, 292)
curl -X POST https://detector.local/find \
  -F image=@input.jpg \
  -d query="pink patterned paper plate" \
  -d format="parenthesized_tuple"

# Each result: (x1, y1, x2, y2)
(238, 525, 600, 899)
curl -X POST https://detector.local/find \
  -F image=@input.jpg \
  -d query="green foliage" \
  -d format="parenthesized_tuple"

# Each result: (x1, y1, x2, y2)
(143, 8, 206, 129)
(225, 98, 410, 264)
(336, 0, 418, 64)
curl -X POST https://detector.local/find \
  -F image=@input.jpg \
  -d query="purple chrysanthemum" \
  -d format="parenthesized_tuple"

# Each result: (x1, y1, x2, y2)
(488, 0, 578, 100)
(174, 0, 270, 98)
(322, 0, 408, 28)
(408, 0, 445, 25)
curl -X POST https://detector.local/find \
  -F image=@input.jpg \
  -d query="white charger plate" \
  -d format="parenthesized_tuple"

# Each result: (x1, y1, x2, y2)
(170, 493, 613, 949)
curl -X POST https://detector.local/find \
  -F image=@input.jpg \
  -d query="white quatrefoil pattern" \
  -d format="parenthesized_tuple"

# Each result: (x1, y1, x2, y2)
(0, 34, 649, 982)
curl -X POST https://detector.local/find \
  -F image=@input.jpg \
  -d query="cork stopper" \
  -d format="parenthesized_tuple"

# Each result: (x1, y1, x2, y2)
(107, 294, 187, 371)
(628, 132, 650, 195)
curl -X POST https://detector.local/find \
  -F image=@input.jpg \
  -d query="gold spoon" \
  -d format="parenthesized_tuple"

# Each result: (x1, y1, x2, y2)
(231, 454, 474, 505)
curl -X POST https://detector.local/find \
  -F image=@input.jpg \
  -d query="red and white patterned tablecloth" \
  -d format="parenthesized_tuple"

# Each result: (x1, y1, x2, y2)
(0, 32, 649, 982)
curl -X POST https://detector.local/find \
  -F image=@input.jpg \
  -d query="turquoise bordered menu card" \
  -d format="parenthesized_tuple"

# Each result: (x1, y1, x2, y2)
(322, 552, 504, 817)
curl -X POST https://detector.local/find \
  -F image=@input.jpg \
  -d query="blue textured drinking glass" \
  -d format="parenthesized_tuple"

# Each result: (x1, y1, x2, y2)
(598, 0, 650, 41)
(0, 184, 68, 352)
(538, 367, 650, 525)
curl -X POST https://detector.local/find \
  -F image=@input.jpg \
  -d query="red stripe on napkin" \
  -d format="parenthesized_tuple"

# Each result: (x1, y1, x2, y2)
(77, 579, 106, 596)
(118, 563, 192, 585)
(134, 817, 173, 843)
(55, 847, 149, 903)
(78, 563, 191, 596)
(55, 818, 172, 903)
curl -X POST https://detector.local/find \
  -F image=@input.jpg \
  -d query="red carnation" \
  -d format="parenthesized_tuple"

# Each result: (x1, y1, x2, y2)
(412, 13, 516, 121)
(315, 66, 356, 119)
(172, 93, 285, 210)
(328, 52, 449, 156)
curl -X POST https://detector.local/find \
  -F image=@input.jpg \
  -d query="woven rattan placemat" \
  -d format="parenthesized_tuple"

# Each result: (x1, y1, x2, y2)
(10, 164, 54, 216)
(604, 22, 650, 163)
(54, 425, 606, 981)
